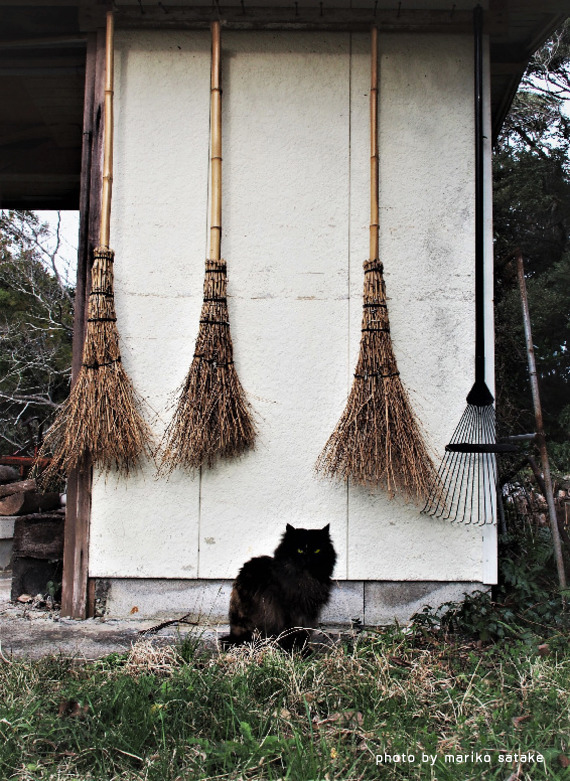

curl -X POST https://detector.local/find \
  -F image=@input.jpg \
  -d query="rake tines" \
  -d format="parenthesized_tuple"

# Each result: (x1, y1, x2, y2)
(423, 400, 499, 524)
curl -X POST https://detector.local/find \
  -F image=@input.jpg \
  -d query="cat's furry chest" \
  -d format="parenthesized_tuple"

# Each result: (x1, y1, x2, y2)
(277, 559, 331, 618)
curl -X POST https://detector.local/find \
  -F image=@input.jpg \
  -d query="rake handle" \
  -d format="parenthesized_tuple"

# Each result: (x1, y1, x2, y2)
(100, 10, 114, 249)
(370, 26, 379, 261)
(209, 21, 222, 262)
(473, 4, 485, 384)
(465, 6, 493, 408)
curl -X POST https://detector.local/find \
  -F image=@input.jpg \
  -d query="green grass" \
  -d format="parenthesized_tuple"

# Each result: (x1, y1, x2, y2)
(1, 628, 569, 781)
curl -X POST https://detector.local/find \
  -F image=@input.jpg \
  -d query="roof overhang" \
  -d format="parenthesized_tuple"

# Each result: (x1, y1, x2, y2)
(1, 0, 568, 209)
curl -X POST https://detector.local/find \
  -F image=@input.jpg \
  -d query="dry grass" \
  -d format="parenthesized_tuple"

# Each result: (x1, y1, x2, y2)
(158, 258, 256, 474)
(38, 247, 153, 485)
(316, 258, 438, 503)
(1, 630, 568, 780)
(124, 640, 182, 678)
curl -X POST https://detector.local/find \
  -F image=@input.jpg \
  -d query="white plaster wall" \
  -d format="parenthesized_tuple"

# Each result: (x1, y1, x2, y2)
(89, 28, 497, 584)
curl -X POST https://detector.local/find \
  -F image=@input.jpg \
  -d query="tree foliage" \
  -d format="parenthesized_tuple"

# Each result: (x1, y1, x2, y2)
(0, 210, 74, 455)
(494, 19, 570, 472)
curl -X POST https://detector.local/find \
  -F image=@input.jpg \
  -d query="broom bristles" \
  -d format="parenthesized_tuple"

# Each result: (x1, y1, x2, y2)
(316, 258, 438, 503)
(39, 247, 153, 485)
(158, 258, 256, 474)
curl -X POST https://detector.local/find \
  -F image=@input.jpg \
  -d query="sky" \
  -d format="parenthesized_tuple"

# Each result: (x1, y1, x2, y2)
(35, 210, 80, 288)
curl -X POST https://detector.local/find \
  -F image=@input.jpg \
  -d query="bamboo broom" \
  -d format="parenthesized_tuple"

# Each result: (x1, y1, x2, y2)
(158, 21, 256, 473)
(39, 11, 153, 485)
(316, 26, 438, 503)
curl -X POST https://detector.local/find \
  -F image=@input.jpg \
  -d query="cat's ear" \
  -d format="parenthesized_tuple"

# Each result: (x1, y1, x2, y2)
(322, 524, 330, 534)
(286, 523, 295, 533)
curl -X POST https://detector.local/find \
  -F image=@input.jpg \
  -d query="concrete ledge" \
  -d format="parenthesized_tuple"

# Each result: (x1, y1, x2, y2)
(364, 581, 484, 625)
(97, 579, 233, 623)
(96, 578, 486, 625)
(0, 517, 16, 570)
(0, 518, 16, 540)
(322, 581, 364, 625)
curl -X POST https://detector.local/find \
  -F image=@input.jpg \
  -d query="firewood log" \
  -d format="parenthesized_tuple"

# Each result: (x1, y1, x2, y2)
(0, 479, 36, 499)
(0, 491, 61, 516)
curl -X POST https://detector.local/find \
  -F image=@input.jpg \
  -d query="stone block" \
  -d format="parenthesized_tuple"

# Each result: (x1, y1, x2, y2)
(321, 581, 364, 625)
(364, 581, 485, 625)
(11, 513, 65, 601)
(11, 557, 63, 601)
(99, 578, 233, 622)
(0, 517, 16, 570)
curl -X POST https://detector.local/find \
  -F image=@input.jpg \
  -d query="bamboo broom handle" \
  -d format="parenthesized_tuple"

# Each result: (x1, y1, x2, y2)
(209, 21, 222, 261)
(100, 10, 114, 249)
(369, 26, 379, 261)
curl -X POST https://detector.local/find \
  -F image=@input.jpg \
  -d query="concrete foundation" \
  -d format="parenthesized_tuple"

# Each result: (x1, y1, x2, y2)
(95, 578, 485, 626)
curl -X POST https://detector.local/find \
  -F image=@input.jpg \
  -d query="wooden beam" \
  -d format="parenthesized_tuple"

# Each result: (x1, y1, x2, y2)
(60, 27, 104, 619)
(0, 66, 84, 75)
(491, 61, 527, 75)
(0, 1, 79, 5)
(0, 34, 87, 49)
(499, 0, 570, 11)
(85, 5, 508, 34)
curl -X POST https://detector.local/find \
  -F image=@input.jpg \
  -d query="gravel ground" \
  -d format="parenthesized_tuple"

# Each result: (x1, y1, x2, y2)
(0, 576, 343, 661)
(0, 575, 225, 660)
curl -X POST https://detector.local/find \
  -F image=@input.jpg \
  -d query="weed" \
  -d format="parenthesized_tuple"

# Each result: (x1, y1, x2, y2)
(412, 519, 570, 645)
(0, 628, 569, 780)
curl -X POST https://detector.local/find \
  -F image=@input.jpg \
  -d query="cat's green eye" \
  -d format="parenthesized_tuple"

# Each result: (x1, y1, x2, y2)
(315, 549, 321, 553)
(297, 548, 304, 554)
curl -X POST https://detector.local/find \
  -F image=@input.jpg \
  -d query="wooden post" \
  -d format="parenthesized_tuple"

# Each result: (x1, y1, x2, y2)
(60, 27, 105, 619)
(516, 252, 567, 593)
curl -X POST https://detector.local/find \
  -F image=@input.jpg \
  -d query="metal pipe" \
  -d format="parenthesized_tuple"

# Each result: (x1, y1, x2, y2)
(473, 4, 485, 384)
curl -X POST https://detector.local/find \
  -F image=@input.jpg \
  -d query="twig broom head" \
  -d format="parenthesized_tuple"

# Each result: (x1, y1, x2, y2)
(39, 246, 154, 486)
(38, 13, 153, 486)
(316, 259, 439, 502)
(158, 258, 256, 474)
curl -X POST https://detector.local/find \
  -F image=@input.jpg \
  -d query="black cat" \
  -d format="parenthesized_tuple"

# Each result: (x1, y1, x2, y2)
(222, 524, 336, 651)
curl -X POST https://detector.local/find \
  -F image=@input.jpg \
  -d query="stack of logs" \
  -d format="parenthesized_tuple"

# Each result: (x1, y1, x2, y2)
(0, 465, 64, 601)
(0, 465, 61, 516)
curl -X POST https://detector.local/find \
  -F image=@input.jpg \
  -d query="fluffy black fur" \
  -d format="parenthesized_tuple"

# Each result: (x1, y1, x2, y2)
(222, 524, 336, 651)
